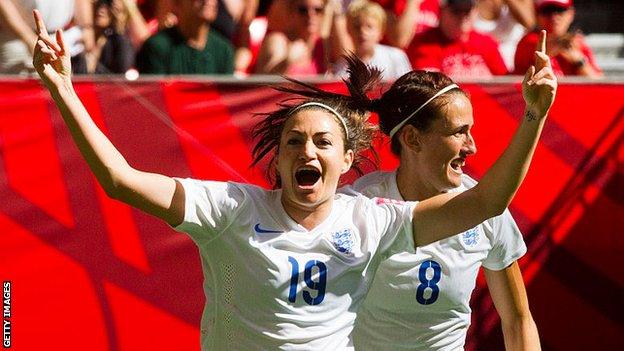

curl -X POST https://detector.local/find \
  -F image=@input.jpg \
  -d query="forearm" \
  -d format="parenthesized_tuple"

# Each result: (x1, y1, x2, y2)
(502, 316, 541, 351)
(50, 81, 134, 194)
(387, 0, 419, 48)
(476, 108, 545, 217)
(504, 0, 535, 30)
(0, 0, 37, 52)
(74, 0, 95, 52)
(327, 15, 353, 65)
(121, 0, 150, 49)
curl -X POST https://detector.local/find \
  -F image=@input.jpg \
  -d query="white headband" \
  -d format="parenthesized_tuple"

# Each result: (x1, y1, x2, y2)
(290, 102, 349, 139)
(388, 84, 459, 138)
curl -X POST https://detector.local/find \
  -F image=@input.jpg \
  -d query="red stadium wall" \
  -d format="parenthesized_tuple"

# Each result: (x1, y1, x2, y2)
(0, 79, 622, 350)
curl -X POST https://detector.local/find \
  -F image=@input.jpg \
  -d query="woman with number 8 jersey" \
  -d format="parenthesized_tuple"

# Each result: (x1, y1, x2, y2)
(32, 4, 555, 348)
(350, 46, 546, 351)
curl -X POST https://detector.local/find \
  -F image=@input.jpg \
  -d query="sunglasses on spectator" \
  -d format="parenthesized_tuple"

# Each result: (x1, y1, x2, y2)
(297, 6, 324, 16)
(538, 5, 569, 15)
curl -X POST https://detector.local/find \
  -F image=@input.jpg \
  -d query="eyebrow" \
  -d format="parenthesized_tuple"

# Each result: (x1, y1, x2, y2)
(286, 130, 334, 137)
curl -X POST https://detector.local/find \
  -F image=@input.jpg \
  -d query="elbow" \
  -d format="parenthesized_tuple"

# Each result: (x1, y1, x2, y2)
(97, 167, 132, 201)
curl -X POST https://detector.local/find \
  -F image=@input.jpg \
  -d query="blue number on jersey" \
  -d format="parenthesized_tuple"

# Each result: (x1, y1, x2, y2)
(416, 260, 441, 305)
(288, 256, 327, 305)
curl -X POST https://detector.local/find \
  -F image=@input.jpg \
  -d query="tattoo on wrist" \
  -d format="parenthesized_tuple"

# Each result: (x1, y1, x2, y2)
(526, 110, 538, 122)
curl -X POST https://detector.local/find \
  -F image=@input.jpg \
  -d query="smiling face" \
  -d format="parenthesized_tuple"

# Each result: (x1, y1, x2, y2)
(277, 109, 354, 211)
(411, 94, 476, 193)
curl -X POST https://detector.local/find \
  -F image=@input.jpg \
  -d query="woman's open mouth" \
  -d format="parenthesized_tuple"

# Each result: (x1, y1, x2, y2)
(295, 167, 321, 189)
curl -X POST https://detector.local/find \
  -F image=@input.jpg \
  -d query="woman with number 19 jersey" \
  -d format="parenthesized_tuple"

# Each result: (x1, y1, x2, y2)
(175, 179, 416, 349)
(351, 171, 526, 350)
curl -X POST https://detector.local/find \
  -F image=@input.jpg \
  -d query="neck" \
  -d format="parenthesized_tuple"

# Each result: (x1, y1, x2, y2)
(356, 46, 375, 62)
(281, 194, 334, 231)
(178, 19, 210, 50)
(395, 157, 442, 201)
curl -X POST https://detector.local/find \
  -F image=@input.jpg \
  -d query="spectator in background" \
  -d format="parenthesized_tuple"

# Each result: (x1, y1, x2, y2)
(474, 0, 535, 71)
(514, 0, 601, 77)
(78, 0, 135, 74)
(254, 0, 352, 75)
(136, 0, 234, 75)
(334, 0, 411, 79)
(0, 0, 94, 74)
(406, 0, 508, 79)
(373, 0, 440, 49)
(114, 0, 151, 50)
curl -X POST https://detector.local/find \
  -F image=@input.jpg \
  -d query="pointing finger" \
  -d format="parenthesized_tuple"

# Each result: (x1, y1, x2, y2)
(33, 10, 47, 36)
(538, 29, 546, 54)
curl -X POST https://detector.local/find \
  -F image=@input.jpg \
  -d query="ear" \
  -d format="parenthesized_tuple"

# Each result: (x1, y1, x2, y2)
(398, 125, 422, 152)
(341, 149, 355, 174)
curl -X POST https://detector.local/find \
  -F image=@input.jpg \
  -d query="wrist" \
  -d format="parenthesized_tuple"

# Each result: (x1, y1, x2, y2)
(524, 106, 546, 122)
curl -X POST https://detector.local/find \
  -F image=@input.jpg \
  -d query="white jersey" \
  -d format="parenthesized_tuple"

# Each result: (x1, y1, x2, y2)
(350, 171, 527, 350)
(174, 178, 417, 350)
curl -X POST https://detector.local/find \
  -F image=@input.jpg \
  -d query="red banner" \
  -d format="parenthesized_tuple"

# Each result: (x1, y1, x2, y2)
(0, 79, 622, 350)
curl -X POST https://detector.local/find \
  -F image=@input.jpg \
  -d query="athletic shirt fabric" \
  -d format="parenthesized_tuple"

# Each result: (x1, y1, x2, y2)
(350, 171, 527, 350)
(174, 178, 417, 350)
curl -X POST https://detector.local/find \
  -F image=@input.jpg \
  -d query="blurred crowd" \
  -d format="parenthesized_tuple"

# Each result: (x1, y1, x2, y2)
(0, 0, 603, 78)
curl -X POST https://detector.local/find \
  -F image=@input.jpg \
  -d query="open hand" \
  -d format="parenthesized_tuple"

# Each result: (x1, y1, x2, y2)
(522, 30, 557, 118)
(32, 10, 72, 90)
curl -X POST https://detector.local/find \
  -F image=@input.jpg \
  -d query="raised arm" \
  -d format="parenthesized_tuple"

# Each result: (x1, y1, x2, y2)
(412, 30, 556, 246)
(32, 10, 185, 226)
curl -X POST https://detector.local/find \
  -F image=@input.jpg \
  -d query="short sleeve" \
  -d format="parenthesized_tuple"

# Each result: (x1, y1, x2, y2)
(482, 209, 527, 271)
(367, 198, 417, 257)
(174, 178, 247, 245)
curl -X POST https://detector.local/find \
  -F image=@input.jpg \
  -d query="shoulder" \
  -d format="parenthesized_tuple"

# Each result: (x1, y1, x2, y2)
(208, 30, 234, 50)
(517, 31, 540, 48)
(412, 27, 442, 45)
(377, 44, 409, 59)
(145, 27, 179, 46)
(352, 171, 390, 190)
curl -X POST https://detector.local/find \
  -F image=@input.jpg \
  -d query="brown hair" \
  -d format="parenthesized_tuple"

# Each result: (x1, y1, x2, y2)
(251, 55, 382, 186)
(370, 71, 469, 155)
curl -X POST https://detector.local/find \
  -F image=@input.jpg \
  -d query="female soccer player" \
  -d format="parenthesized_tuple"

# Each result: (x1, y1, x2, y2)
(349, 36, 551, 350)
(32, 7, 555, 349)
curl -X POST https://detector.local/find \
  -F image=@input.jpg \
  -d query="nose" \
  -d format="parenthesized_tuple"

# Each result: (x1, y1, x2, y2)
(299, 140, 317, 160)
(464, 131, 477, 155)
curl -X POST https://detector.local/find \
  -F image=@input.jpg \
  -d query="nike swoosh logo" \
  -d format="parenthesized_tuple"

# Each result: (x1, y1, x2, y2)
(254, 223, 283, 234)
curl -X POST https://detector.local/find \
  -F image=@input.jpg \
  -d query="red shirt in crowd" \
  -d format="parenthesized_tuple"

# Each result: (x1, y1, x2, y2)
(513, 31, 602, 76)
(406, 27, 508, 79)
(372, 0, 440, 34)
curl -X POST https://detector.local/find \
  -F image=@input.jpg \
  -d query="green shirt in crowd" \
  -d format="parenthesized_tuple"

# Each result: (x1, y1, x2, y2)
(137, 27, 234, 75)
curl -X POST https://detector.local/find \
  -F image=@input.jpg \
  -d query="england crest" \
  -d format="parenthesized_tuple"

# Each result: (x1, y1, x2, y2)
(331, 229, 354, 254)
(462, 227, 479, 247)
